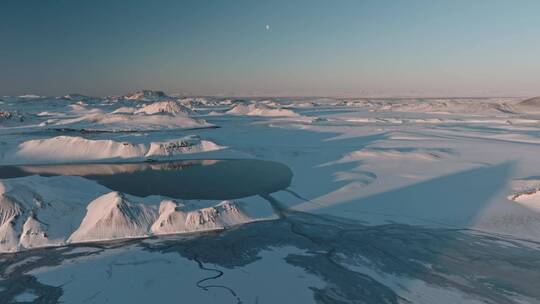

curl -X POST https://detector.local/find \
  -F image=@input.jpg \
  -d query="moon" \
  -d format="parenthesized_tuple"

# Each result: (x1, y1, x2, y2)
(265, 24, 270, 31)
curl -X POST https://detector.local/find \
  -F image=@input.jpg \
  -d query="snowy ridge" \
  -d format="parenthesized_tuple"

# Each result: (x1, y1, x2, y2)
(151, 200, 251, 235)
(18, 215, 50, 249)
(61, 93, 94, 101)
(509, 188, 540, 211)
(1, 135, 225, 165)
(226, 103, 299, 117)
(0, 181, 79, 252)
(0, 193, 25, 252)
(135, 100, 195, 116)
(68, 192, 256, 245)
(146, 136, 223, 159)
(45, 109, 211, 131)
(178, 97, 216, 108)
(0, 176, 269, 252)
(342, 98, 519, 114)
(122, 90, 168, 102)
(68, 192, 157, 243)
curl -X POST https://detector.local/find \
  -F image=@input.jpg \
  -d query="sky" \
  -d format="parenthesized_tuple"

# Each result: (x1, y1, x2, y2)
(1, 0, 540, 97)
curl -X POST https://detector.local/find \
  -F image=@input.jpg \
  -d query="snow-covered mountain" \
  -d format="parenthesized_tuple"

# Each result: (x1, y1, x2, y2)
(226, 103, 299, 117)
(69, 192, 157, 243)
(0, 135, 225, 165)
(151, 200, 251, 235)
(122, 90, 169, 102)
(42, 107, 211, 132)
(61, 93, 97, 102)
(0, 176, 94, 252)
(135, 100, 195, 116)
(0, 176, 271, 252)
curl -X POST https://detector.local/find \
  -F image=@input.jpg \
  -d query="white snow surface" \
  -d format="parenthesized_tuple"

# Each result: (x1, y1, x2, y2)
(3, 93, 540, 251)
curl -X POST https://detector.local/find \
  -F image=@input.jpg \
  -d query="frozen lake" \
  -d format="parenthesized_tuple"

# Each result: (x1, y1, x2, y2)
(0, 159, 293, 199)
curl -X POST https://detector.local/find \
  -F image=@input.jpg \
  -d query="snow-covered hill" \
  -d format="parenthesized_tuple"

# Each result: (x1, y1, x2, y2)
(0, 135, 225, 165)
(69, 192, 157, 243)
(365, 98, 517, 114)
(0, 176, 273, 252)
(122, 90, 169, 102)
(135, 100, 195, 116)
(518, 96, 540, 107)
(43, 108, 211, 132)
(226, 103, 299, 117)
(151, 200, 251, 235)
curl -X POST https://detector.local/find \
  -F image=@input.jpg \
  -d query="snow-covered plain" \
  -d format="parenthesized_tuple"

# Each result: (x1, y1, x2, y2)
(2, 91, 540, 303)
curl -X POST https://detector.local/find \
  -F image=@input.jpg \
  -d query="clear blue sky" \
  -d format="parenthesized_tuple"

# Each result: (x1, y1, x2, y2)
(1, 0, 540, 97)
